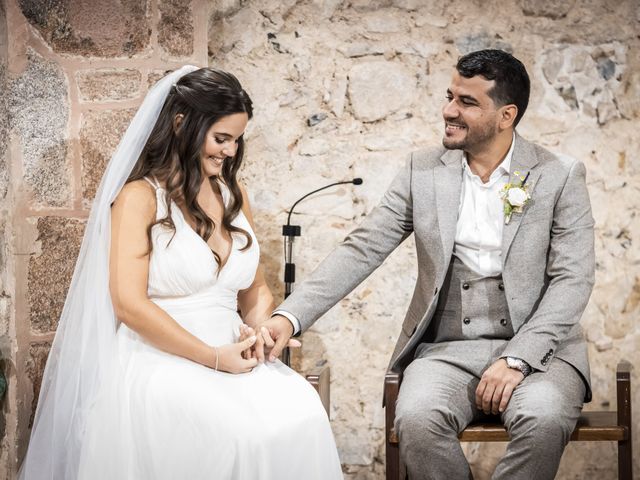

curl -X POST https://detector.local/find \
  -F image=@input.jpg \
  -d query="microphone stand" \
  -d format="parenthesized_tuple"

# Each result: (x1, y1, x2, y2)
(281, 178, 363, 366)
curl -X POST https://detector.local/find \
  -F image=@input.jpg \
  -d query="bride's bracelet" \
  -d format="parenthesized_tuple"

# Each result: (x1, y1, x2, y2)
(213, 346, 219, 371)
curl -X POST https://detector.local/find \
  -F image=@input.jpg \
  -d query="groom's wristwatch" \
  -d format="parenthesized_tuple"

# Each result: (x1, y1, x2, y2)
(505, 357, 532, 377)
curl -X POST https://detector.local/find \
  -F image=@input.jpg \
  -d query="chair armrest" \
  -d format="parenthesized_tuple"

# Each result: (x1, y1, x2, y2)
(616, 361, 631, 378)
(616, 361, 632, 430)
(306, 365, 330, 417)
(385, 370, 402, 435)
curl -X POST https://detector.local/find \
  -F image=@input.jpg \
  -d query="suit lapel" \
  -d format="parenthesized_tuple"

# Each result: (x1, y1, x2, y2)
(435, 149, 464, 266)
(501, 134, 541, 266)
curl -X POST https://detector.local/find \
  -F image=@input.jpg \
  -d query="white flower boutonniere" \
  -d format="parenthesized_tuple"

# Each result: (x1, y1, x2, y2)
(500, 171, 531, 225)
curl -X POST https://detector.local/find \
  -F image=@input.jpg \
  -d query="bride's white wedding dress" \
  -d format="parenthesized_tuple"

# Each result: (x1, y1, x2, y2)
(77, 177, 343, 479)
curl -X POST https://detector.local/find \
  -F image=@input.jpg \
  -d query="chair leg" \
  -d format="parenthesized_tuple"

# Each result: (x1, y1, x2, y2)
(616, 361, 633, 480)
(385, 371, 401, 480)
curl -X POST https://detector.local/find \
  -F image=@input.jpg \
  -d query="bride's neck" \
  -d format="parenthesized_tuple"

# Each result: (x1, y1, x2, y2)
(197, 176, 222, 202)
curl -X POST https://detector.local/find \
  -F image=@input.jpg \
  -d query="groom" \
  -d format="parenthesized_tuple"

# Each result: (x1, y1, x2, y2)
(258, 49, 594, 479)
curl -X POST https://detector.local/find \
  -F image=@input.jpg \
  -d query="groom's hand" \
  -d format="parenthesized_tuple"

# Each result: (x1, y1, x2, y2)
(475, 358, 524, 415)
(254, 315, 298, 363)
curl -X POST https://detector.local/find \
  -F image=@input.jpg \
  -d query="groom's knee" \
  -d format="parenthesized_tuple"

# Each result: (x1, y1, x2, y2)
(395, 399, 459, 447)
(503, 382, 580, 445)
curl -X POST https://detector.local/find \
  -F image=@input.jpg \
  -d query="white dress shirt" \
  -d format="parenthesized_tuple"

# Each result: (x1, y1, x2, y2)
(276, 135, 517, 335)
(454, 134, 515, 277)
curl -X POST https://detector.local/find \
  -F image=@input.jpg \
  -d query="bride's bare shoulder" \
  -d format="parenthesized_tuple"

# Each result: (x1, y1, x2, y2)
(111, 179, 157, 221)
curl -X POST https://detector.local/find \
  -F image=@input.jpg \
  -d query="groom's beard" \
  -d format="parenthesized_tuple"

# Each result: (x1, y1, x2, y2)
(442, 118, 498, 152)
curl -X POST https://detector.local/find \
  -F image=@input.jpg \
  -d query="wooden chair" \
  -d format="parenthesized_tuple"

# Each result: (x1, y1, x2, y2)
(385, 361, 633, 480)
(307, 365, 331, 416)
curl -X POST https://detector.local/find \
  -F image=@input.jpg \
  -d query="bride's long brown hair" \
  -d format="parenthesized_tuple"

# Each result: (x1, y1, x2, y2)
(128, 68, 253, 266)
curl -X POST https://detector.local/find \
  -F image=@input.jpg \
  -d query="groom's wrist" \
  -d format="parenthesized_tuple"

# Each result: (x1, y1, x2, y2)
(272, 310, 301, 336)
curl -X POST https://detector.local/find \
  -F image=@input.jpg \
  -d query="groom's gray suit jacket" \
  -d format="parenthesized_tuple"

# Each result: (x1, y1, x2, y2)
(280, 133, 595, 401)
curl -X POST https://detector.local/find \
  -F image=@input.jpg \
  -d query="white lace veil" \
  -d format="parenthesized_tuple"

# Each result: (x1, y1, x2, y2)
(18, 65, 200, 480)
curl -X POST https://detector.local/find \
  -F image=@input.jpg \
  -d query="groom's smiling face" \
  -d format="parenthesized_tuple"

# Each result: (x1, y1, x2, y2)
(442, 71, 501, 153)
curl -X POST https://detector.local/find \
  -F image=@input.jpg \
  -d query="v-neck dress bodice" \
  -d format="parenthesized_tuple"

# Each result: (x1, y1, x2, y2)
(146, 180, 259, 324)
(77, 177, 343, 480)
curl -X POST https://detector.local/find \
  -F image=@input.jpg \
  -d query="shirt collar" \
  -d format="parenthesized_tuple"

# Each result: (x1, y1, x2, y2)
(463, 132, 516, 180)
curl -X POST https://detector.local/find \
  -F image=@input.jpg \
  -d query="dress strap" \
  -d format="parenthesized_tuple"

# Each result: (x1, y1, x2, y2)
(142, 176, 161, 190)
(142, 176, 167, 220)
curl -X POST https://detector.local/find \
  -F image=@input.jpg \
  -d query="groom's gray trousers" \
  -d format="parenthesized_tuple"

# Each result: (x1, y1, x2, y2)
(395, 257, 586, 480)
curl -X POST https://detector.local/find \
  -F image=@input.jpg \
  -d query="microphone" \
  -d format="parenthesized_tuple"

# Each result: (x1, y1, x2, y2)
(280, 177, 363, 365)
(284, 178, 363, 228)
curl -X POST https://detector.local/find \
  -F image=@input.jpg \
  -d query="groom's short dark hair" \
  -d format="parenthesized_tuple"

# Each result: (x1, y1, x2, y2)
(456, 49, 530, 126)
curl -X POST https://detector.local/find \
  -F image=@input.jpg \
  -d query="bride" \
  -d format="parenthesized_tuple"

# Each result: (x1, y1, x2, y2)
(19, 66, 343, 479)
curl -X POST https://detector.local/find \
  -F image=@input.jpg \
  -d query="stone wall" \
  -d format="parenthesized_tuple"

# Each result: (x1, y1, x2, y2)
(1, 0, 638, 479)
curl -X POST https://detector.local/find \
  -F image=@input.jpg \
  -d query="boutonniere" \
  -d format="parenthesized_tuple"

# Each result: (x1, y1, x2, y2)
(500, 171, 531, 225)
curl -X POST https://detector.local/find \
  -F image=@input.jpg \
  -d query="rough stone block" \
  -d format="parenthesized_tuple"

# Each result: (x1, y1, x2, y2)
(25, 342, 51, 427)
(8, 49, 70, 207)
(208, 7, 265, 58)
(363, 11, 407, 33)
(158, 0, 194, 57)
(18, 0, 151, 57)
(28, 217, 85, 334)
(147, 69, 174, 89)
(348, 0, 391, 11)
(0, 63, 8, 201)
(0, 215, 9, 338)
(541, 44, 627, 126)
(80, 108, 136, 202)
(617, 70, 640, 120)
(210, 0, 247, 20)
(348, 61, 416, 122)
(310, 0, 342, 18)
(0, 0, 7, 204)
(455, 31, 513, 55)
(329, 74, 348, 117)
(521, 0, 575, 19)
(76, 69, 142, 102)
(0, 293, 9, 338)
(363, 134, 411, 152)
(337, 42, 385, 58)
(298, 137, 330, 156)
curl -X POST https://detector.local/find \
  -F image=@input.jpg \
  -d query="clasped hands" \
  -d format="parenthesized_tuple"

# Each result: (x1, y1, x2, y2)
(227, 319, 526, 416)
(216, 315, 297, 374)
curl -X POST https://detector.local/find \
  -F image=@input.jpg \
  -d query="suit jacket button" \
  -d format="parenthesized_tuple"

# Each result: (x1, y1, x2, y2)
(541, 358, 547, 365)
(498, 283, 504, 291)
(463, 317, 471, 325)
(548, 349, 554, 354)
(462, 282, 470, 290)
(500, 318, 508, 326)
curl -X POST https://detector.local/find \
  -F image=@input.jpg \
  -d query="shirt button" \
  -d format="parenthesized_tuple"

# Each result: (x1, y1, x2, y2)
(498, 283, 504, 291)
(500, 318, 508, 326)
(462, 282, 470, 290)
(463, 317, 471, 325)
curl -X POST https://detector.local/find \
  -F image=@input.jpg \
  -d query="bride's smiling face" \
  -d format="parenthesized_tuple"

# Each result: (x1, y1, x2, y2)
(200, 112, 249, 178)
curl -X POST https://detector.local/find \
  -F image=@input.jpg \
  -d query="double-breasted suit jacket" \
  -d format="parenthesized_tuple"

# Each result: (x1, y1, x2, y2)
(279, 133, 595, 401)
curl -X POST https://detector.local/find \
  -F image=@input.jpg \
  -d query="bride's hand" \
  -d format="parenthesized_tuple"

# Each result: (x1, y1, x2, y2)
(215, 336, 259, 374)
(238, 324, 256, 360)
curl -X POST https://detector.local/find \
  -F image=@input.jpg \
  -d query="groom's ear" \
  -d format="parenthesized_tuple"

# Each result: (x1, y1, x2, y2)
(173, 113, 184, 134)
